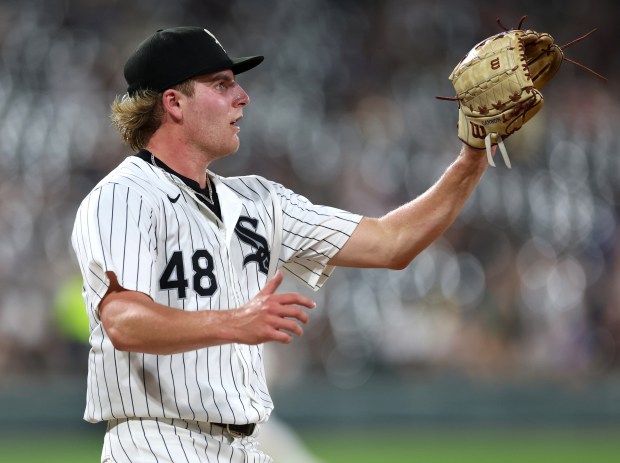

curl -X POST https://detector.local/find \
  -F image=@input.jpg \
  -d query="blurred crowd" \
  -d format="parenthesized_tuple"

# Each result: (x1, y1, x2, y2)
(0, 0, 619, 389)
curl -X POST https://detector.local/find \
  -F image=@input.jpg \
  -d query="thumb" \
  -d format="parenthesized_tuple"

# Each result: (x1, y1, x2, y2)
(259, 269, 283, 296)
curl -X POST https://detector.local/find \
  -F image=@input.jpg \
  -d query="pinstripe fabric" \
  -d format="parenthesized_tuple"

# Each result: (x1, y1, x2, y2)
(71, 156, 361, 458)
(102, 418, 273, 463)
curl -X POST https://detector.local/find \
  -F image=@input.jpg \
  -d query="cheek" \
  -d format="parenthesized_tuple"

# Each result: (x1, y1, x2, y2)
(189, 108, 218, 134)
(193, 112, 236, 149)
(196, 104, 228, 130)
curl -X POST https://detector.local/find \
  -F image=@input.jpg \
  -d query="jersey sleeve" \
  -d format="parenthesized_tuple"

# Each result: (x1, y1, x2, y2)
(272, 182, 362, 290)
(71, 182, 156, 319)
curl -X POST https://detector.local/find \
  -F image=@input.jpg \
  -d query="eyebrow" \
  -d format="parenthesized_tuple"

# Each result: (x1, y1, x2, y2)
(206, 72, 234, 83)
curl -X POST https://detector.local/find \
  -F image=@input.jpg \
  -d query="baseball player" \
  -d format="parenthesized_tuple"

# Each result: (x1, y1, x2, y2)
(71, 26, 493, 462)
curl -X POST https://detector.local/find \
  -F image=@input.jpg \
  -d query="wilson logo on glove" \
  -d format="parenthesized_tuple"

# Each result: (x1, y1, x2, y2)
(470, 122, 487, 139)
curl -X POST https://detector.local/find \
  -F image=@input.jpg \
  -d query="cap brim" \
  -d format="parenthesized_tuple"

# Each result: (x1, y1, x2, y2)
(230, 56, 264, 74)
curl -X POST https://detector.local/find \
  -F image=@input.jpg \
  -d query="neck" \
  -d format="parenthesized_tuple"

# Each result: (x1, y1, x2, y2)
(146, 139, 211, 189)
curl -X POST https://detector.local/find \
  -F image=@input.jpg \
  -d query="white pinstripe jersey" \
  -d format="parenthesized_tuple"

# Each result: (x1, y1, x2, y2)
(71, 155, 361, 424)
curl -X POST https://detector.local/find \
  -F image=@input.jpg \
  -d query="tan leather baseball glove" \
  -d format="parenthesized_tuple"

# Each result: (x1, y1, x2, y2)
(439, 15, 606, 168)
(449, 28, 563, 167)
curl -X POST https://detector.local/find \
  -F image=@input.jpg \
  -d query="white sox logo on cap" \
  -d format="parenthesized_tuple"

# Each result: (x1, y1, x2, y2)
(204, 28, 226, 52)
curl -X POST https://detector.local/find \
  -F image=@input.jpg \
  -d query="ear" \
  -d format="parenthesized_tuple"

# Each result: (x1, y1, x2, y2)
(161, 89, 184, 122)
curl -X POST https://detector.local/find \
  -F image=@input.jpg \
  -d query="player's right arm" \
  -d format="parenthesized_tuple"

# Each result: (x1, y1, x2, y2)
(100, 269, 315, 355)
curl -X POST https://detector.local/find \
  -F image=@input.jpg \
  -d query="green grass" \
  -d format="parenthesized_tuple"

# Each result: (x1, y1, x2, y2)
(0, 432, 102, 463)
(1, 428, 619, 462)
(302, 428, 620, 463)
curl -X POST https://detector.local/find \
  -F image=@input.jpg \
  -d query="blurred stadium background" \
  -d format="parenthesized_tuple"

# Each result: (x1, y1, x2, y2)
(1, 0, 619, 461)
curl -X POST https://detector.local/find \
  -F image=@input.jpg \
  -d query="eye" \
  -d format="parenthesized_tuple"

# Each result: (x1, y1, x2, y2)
(214, 79, 235, 91)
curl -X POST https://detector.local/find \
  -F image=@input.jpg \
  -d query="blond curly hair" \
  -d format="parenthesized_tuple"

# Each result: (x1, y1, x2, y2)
(110, 80, 195, 152)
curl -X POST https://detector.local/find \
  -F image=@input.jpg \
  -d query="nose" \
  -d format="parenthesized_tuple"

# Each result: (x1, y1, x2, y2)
(234, 84, 250, 107)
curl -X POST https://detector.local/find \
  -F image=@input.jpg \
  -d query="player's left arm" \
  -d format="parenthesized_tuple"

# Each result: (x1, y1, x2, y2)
(329, 144, 491, 269)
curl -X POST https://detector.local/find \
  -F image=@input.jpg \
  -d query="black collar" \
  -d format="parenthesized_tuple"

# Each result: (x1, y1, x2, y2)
(135, 149, 222, 219)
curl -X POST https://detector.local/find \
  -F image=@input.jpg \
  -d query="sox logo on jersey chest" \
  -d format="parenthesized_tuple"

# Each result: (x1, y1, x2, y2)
(234, 216, 270, 275)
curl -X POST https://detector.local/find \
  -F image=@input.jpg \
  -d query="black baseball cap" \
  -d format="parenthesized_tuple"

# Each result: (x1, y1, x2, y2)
(124, 26, 264, 95)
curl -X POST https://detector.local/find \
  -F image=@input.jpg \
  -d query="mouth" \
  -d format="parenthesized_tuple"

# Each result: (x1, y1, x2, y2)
(231, 115, 243, 127)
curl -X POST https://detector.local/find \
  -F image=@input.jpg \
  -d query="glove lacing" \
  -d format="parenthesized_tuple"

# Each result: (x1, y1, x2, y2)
(484, 134, 511, 168)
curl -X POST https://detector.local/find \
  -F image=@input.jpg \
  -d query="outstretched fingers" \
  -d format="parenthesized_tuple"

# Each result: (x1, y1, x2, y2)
(257, 270, 316, 309)
(272, 303, 312, 324)
(233, 271, 318, 345)
(270, 314, 306, 337)
(258, 269, 284, 296)
(270, 292, 316, 309)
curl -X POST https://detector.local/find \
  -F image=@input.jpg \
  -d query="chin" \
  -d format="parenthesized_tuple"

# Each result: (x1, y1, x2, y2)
(215, 145, 240, 160)
(208, 138, 240, 160)
(228, 139, 241, 155)
(227, 141, 241, 155)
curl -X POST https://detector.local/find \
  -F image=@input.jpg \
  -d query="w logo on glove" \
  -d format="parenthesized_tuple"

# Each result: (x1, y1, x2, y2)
(470, 122, 487, 139)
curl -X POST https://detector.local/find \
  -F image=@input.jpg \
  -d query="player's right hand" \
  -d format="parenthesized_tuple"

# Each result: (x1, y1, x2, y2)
(230, 270, 316, 345)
